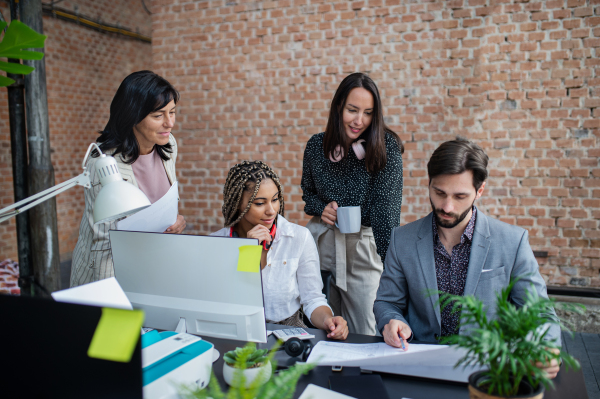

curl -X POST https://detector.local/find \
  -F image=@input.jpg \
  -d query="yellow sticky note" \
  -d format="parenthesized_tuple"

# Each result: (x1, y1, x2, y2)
(238, 245, 262, 273)
(88, 307, 144, 363)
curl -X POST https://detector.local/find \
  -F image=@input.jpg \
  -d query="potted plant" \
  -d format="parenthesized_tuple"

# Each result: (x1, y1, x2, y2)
(438, 279, 584, 399)
(181, 342, 315, 399)
(222, 344, 271, 388)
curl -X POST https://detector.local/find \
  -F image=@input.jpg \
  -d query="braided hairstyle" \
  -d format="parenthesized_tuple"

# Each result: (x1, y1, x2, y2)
(222, 160, 285, 227)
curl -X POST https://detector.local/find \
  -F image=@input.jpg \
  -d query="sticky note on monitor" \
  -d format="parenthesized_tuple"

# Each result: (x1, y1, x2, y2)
(238, 245, 262, 273)
(88, 307, 144, 363)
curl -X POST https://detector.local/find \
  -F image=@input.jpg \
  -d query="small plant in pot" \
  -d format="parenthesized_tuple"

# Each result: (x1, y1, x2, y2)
(180, 342, 315, 399)
(438, 279, 584, 399)
(222, 344, 271, 388)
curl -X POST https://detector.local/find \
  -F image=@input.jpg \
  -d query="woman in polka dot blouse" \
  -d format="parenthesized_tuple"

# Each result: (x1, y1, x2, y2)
(301, 72, 404, 336)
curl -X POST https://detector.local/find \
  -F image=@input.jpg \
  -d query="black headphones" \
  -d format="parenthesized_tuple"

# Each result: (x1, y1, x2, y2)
(282, 337, 312, 361)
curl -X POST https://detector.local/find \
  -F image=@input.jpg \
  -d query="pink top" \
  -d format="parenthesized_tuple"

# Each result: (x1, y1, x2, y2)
(131, 148, 171, 203)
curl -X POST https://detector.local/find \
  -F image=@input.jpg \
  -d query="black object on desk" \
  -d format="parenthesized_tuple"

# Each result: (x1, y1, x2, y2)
(330, 374, 391, 399)
(0, 294, 143, 399)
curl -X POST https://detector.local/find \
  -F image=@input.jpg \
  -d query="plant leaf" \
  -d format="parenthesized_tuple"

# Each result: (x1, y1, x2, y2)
(0, 60, 34, 74)
(0, 20, 47, 55)
(0, 74, 15, 86)
(0, 50, 44, 60)
(0, 21, 6, 32)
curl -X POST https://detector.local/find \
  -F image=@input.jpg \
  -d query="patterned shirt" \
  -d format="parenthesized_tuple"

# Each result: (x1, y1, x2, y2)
(301, 132, 403, 261)
(433, 207, 477, 337)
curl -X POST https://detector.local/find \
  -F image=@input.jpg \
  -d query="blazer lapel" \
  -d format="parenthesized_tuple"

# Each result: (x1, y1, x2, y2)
(115, 154, 138, 188)
(464, 210, 491, 297)
(163, 158, 175, 185)
(416, 213, 441, 328)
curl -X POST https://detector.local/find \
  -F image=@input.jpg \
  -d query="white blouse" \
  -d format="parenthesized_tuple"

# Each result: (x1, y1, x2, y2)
(211, 214, 331, 323)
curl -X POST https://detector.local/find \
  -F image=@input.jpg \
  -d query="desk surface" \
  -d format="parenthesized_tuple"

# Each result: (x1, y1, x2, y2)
(205, 325, 589, 399)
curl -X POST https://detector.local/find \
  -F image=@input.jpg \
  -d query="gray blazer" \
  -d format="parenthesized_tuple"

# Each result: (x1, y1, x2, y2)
(374, 209, 560, 344)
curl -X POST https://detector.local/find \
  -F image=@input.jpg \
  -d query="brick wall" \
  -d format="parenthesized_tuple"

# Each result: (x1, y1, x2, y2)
(152, 0, 600, 288)
(0, 0, 152, 261)
(0, 259, 19, 295)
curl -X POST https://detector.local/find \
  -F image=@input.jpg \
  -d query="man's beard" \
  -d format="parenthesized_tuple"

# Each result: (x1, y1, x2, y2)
(430, 198, 475, 229)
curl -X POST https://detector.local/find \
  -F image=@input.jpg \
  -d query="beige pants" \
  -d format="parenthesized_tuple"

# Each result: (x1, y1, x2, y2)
(306, 217, 383, 336)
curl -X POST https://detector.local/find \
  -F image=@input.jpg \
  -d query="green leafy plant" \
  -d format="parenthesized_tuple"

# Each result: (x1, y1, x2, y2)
(181, 342, 316, 399)
(438, 279, 584, 397)
(0, 20, 47, 87)
(224, 345, 268, 368)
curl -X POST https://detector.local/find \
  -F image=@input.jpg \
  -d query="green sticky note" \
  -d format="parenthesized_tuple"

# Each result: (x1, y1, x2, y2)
(238, 245, 262, 273)
(88, 307, 144, 363)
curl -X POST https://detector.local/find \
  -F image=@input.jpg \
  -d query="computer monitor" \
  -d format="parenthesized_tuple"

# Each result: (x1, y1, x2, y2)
(110, 230, 267, 343)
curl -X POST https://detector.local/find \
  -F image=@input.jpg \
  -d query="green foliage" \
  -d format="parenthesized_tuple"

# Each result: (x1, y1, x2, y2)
(223, 345, 269, 368)
(0, 20, 47, 87)
(181, 342, 316, 399)
(438, 279, 584, 397)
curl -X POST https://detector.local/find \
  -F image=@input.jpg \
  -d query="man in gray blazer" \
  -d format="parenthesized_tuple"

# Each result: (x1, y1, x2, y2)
(374, 137, 560, 377)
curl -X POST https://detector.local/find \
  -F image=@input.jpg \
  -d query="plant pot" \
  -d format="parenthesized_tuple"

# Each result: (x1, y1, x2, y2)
(222, 360, 272, 388)
(468, 371, 545, 399)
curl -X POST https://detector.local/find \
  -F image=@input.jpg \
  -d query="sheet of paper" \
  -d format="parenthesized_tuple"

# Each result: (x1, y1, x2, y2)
(52, 277, 132, 310)
(298, 384, 356, 399)
(360, 346, 486, 383)
(306, 341, 443, 366)
(306, 341, 484, 383)
(117, 181, 178, 233)
(88, 307, 144, 363)
(237, 245, 262, 273)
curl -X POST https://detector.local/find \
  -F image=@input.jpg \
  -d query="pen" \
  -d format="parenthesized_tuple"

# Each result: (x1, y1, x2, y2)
(398, 333, 406, 350)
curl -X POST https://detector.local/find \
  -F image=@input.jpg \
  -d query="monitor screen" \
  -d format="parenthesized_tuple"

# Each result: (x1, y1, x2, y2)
(110, 230, 267, 343)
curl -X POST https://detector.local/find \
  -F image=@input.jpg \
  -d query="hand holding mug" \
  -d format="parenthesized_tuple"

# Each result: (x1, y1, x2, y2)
(321, 201, 338, 225)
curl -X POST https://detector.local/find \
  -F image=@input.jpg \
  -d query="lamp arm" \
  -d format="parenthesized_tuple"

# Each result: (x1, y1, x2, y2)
(0, 171, 91, 223)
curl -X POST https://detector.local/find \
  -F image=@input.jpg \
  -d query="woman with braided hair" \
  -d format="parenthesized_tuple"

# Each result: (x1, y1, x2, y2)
(211, 161, 348, 339)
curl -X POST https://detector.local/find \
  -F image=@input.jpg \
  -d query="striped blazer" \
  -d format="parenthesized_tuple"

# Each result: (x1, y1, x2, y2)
(70, 134, 178, 287)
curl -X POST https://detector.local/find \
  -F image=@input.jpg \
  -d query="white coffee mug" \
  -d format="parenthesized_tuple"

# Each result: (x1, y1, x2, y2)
(335, 206, 361, 234)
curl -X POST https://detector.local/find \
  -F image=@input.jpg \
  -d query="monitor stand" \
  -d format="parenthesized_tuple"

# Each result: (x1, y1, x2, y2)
(175, 317, 220, 362)
(175, 317, 187, 333)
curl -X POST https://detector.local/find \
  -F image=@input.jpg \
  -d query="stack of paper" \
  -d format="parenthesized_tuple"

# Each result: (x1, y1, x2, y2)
(117, 182, 179, 233)
(298, 384, 356, 399)
(52, 277, 132, 310)
(306, 341, 485, 383)
(306, 341, 441, 366)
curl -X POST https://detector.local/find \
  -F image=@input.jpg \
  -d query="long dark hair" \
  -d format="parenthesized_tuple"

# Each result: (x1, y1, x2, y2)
(323, 72, 403, 173)
(96, 70, 180, 164)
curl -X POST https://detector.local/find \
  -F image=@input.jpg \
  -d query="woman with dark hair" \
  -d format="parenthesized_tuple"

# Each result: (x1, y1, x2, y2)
(70, 70, 186, 287)
(301, 72, 404, 335)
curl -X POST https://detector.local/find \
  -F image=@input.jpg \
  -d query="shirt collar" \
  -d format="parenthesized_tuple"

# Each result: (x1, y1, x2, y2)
(433, 206, 477, 245)
(273, 214, 294, 242)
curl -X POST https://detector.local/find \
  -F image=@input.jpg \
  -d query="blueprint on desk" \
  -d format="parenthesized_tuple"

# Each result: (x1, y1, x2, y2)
(306, 341, 485, 383)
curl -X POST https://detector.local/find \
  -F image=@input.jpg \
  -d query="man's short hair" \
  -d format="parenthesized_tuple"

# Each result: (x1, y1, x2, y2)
(427, 137, 489, 190)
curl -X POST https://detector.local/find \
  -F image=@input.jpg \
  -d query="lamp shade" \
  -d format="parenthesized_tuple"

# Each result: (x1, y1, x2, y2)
(92, 153, 151, 224)
(93, 180, 151, 224)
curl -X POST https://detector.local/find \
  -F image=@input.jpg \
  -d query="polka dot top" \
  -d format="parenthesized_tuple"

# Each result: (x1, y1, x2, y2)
(301, 132, 403, 262)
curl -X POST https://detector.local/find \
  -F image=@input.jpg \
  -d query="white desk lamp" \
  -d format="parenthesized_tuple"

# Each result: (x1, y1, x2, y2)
(0, 143, 151, 224)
